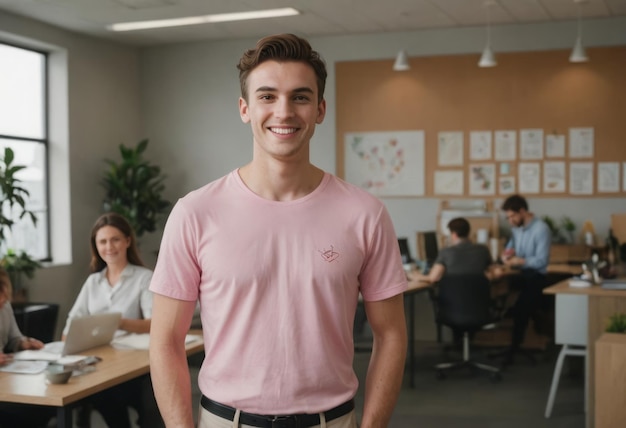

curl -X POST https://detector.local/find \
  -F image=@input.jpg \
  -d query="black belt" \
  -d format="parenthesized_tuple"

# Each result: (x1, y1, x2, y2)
(201, 395, 355, 428)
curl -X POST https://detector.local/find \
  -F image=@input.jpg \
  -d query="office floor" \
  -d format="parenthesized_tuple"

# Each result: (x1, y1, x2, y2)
(75, 342, 584, 428)
(357, 342, 585, 428)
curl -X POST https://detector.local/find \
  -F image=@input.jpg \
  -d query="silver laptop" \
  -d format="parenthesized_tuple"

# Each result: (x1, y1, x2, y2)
(57, 312, 122, 355)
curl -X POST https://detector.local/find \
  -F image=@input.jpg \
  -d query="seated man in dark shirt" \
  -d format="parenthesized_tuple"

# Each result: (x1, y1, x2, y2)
(418, 217, 500, 283)
(416, 217, 501, 346)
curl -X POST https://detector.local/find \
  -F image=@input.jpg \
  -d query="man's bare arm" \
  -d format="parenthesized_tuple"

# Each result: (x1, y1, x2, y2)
(360, 293, 407, 428)
(149, 294, 197, 428)
(415, 263, 445, 284)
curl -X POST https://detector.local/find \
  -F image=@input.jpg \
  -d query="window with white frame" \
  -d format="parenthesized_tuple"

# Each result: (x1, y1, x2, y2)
(0, 42, 49, 260)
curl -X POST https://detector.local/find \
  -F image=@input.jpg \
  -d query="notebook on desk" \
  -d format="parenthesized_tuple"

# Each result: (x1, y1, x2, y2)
(14, 312, 122, 362)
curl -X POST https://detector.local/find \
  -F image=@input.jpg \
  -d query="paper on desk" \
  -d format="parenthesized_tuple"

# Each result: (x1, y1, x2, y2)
(13, 350, 62, 362)
(569, 278, 592, 288)
(12, 350, 89, 365)
(0, 360, 48, 374)
(111, 333, 202, 350)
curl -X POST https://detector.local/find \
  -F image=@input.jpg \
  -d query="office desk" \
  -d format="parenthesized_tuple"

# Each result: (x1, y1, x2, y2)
(503, 263, 582, 277)
(0, 330, 204, 428)
(544, 280, 626, 428)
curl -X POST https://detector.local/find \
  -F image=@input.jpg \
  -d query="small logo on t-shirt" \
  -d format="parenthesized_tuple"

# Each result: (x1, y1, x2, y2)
(319, 245, 339, 263)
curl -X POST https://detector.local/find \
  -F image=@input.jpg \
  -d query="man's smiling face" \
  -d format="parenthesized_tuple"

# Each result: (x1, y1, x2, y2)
(239, 60, 326, 162)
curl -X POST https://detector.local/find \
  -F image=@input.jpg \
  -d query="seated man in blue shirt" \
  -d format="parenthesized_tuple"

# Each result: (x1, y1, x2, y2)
(500, 194, 551, 364)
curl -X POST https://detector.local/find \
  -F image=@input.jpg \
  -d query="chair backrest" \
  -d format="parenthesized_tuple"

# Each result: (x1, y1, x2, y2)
(12, 302, 60, 343)
(435, 274, 492, 331)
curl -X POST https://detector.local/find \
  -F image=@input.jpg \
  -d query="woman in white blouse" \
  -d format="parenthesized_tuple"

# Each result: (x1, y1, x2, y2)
(64, 212, 153, 428)
(63, 212, 153, 337)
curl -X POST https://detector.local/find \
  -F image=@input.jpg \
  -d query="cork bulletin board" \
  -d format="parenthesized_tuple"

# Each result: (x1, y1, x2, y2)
(335, 46, 626, 198)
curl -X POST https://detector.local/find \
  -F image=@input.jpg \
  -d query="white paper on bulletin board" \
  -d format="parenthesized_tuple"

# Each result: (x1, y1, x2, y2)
(545, 134, 565, 158)
(543, 161, 566, 193)
(434, 170, 464, 195)
(569, 127, 594, 158)
(520, 129, 544, 160)
(494, 130, 516, 161)
(570, 162, 593, 194)
(498, 176, 516, 195)
(469, 163, 495, 195)
(518, 162, 540, 193)
(597, 162, 620, 193)
(344, 130, 425, 196)
(438, 131, 464, 166)
(469, 131, 492, 160)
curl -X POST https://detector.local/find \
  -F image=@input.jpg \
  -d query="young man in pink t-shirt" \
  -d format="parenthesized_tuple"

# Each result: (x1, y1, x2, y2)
(149, 34, 408, 428)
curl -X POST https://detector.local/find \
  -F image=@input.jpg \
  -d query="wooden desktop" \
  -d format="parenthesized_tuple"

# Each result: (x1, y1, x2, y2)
(0, 330, 204, 428)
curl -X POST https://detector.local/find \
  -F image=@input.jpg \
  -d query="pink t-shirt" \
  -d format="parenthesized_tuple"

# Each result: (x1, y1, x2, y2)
(150, 170, 407, 414)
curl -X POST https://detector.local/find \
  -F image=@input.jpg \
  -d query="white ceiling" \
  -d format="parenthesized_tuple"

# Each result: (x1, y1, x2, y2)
(1, 0, 625, 46)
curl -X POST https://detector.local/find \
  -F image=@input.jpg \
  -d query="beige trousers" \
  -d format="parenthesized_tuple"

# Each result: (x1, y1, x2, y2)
(198, 405, 357, 428)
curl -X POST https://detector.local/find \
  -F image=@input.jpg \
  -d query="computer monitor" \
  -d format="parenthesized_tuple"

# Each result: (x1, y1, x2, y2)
(416, 231, 439, 269)
(397, 237, 413, 264)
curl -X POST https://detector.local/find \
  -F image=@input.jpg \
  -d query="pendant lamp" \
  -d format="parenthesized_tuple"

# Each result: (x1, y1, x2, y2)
(478, 1, 497, 68)
(393, 50, 410, 71)
(569, 0, 589, 63)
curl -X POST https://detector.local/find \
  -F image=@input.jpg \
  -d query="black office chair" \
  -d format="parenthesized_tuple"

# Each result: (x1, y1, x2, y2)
(12, 302, 59, 343)
(432, 274, 502, 381)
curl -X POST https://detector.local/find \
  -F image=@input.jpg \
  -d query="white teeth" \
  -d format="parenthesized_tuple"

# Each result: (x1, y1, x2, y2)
(270, 127, 296, 135)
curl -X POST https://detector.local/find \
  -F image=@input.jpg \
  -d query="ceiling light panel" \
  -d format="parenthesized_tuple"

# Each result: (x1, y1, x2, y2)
(109, 7, 299, 31)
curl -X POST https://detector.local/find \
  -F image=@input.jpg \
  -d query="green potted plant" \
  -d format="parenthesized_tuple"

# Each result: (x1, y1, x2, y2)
(542, 215, 563, 243)
(0, 147, 37, 242)
(0, 249, 42, 294)
(101, 139, 170, 238)
(606, 313, 626, 334)
(560, 216, 577, 244)
(0, 147, 40, 299)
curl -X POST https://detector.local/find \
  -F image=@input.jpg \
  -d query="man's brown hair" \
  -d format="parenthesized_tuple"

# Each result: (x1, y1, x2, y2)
(237, 33, 327, 103)
(501, 194, 528, 213)
(447, 217, 471, 238)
